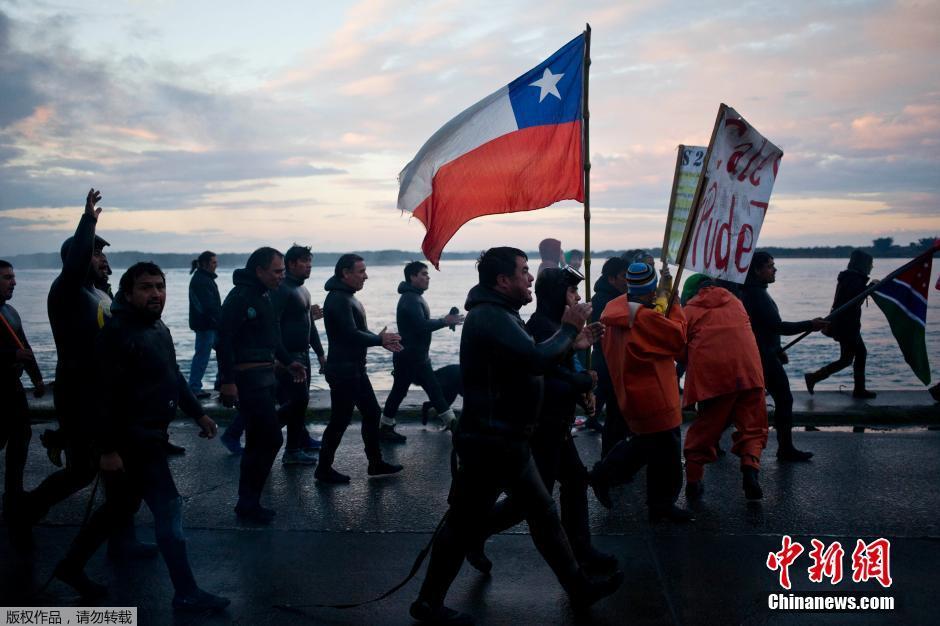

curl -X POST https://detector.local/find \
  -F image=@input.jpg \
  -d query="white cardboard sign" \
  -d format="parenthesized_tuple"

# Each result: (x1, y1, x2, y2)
(685, 105, 783, 283)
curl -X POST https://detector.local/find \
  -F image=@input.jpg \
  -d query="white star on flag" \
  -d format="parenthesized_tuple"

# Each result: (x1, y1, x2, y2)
(529, 68, 564, 102)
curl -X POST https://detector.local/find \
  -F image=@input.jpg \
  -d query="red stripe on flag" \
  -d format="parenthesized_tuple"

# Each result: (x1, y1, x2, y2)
(413, 121, 583, 268)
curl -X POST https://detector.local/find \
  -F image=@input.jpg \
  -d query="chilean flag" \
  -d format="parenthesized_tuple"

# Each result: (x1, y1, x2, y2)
(398, 34, 585, 268)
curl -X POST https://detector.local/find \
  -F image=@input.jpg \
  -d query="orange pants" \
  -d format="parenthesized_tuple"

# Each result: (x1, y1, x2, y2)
(684, 387, 768, 482)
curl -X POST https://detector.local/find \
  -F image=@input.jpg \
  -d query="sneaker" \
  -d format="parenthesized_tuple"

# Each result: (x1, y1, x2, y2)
(219, 432, 243, 455)
(648, 505, 695, 523)
(234, 503, 276, 524)
(54, 562, 108, 598)
(314, 467, 351, 484)
(410, 599, 474, 625)
(303, 434, 322, 452)
(569, 570, 624, 609)
(164, 441, 186, 456)
(379, 424, 407, 443)
(173, 588, 230, 612)
(367, 460, 404, 476)
(282, 449, 317, 466)
(685, 480, 704, 501)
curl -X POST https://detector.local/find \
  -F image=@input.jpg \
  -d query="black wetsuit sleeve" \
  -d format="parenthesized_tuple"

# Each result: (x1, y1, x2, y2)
(401, 296, 446, 334)
(217, 293, 245, 383)
(310, 320, 325, 358)
(93, 326, 123, 454)
(329, 296, 382, 347)
(177, 369, 204, 420)
(550, 363, 594, 394)
(60, 214, 97, 289)
(491, 312, 577, 374)
(750, 290, 813, 336)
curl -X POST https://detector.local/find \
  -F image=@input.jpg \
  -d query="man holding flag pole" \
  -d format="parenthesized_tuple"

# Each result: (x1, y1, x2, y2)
(399, 28, 623, 625)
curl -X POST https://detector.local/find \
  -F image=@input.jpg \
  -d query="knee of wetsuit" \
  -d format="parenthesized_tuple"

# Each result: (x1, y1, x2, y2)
(154, 495, 186, 544)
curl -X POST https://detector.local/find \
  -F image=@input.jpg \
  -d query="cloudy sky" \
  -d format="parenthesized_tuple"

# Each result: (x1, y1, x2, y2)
(1, 0, 938, 256)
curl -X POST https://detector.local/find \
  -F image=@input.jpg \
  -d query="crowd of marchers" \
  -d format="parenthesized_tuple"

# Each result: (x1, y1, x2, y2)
(3, 189, 894, 624)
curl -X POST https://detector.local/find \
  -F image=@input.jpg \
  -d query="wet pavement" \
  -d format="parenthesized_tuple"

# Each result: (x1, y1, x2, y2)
(2, 411, 939, 625)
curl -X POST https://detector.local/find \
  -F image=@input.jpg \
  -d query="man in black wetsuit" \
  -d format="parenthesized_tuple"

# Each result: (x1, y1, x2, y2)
(741, 251, 828, 462)
(218, 247, 307, 523)
(465, 266, 617, 577)
(52, 263, 229, 611)
(380, 260, 463, 442)
(1, 260, 45, 542)
(271, 244, 326, 465)
(314, 254, 404, 484)
(19, 189, 154, 558)
(410, 247, 622, 625)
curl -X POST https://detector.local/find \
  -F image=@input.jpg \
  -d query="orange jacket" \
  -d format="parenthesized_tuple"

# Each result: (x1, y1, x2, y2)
(601, 298, 686, 434)
(682, 286, 764, 405)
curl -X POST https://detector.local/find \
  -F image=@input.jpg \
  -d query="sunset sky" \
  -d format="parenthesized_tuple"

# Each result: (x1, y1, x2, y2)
(1, 0, 938, 256)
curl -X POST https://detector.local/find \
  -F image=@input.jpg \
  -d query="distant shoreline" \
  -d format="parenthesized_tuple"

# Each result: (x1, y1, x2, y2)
(5, 244, 933, 269)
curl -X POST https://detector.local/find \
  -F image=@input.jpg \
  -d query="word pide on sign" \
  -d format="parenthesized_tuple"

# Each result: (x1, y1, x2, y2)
(686, 105, 783, 283)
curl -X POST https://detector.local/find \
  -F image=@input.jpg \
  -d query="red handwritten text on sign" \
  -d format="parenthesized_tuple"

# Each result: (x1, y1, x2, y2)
(686, 105, 783, 283)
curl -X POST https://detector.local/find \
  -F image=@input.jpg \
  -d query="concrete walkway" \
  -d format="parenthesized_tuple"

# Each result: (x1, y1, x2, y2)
(2, 412, 938, 625)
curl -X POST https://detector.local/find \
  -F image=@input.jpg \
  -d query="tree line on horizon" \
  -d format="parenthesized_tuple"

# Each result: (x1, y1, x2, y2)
(5, 237, 936, 270)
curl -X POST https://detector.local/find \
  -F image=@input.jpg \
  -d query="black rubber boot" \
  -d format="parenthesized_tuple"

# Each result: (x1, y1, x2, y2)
(776, 428, 813, 462)
(742, 466, 763, 500)
(367, 460, 404, 476)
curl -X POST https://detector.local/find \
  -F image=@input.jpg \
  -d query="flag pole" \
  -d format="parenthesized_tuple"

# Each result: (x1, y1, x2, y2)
(780, 242, 940, 353)
(581, 24, 592, 373)
(582, 23, 592, 304)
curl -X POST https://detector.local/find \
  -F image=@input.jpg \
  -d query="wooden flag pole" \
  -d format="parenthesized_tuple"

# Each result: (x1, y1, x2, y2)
(582, 24, 592, 371)
(582, 23, 592, 303)
(665, 104, 727, 315)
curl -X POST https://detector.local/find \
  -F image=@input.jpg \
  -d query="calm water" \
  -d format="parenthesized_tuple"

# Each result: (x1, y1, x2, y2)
(6, 258, 940, 391)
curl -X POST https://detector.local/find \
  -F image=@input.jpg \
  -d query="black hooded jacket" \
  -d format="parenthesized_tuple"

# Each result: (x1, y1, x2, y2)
(322, 275, 381, 377)
(188, 267, 222, 331)
(395, 281, 446, 365)
(93, 295, 203, 453)
(47, 214, 111, 393)
(217, 269, 291, 383)
(828, 270, 870, 340)
(271, 273, 325, 362)
(457, 284, 578, 438)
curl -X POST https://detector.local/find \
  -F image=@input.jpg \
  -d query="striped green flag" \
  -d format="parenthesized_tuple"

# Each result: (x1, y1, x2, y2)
(871, 250, 935, 385)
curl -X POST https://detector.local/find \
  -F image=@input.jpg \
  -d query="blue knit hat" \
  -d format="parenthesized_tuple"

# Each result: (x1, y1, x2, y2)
(626, 262, 657, 295)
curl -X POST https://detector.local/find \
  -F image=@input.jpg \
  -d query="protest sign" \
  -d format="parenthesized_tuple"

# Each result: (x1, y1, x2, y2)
(684, 104, 783, 283)
(662, 145, 707, 264)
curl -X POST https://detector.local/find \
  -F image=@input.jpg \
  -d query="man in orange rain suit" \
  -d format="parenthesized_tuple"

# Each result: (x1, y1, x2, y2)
(588, 263, 693, 522)
(681, 281, 768, 501)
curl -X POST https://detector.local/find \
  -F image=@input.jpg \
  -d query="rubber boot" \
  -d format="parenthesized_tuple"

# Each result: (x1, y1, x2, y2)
(776, 428, 813, 462)
(742, 466, 763, 500)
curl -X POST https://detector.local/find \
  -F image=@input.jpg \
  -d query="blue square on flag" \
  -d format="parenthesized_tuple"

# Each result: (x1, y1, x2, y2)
(508, 35, 584, 130)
